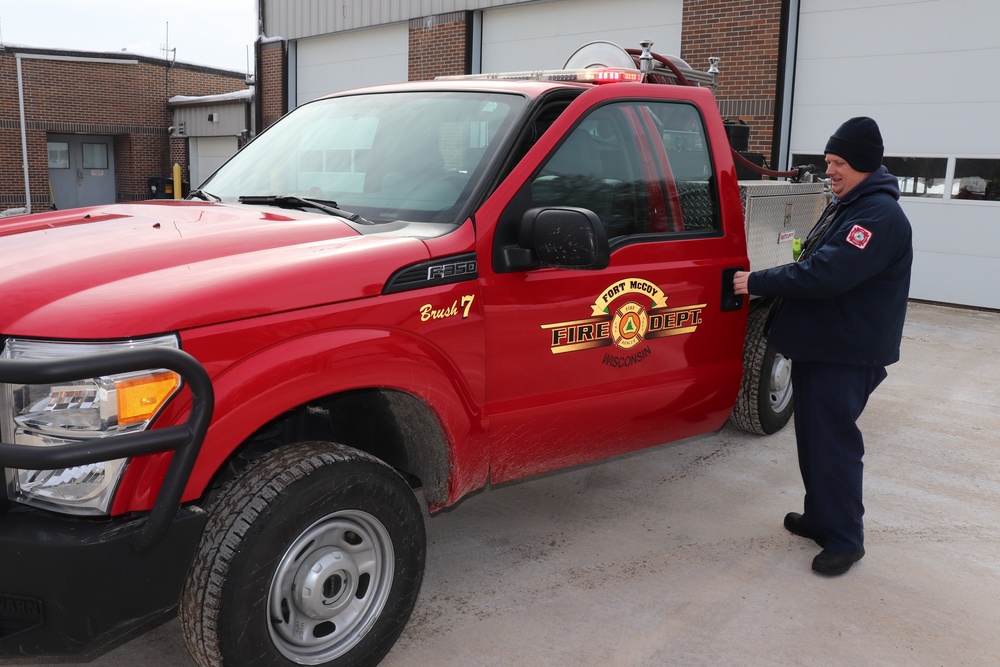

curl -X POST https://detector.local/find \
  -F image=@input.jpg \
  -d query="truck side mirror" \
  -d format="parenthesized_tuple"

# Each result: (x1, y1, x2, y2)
(515, 206, 610, 270)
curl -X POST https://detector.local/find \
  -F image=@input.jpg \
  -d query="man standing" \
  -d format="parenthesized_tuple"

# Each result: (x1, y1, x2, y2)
(733, 117, 912, 575)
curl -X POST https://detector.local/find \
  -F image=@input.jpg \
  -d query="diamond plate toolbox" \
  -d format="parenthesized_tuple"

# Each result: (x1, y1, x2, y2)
(740, 181, 828, 271)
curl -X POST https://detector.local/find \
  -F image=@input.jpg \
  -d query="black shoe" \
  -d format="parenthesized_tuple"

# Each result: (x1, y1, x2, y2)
(812, 547, 865, 576)
(783, 512, 825, 547)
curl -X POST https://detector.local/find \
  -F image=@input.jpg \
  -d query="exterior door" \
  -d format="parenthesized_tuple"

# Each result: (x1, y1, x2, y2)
(478, 85, 749, 483)
(48, 134, 116, 210)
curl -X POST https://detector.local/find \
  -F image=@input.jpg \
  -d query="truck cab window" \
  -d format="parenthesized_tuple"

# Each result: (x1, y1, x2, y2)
(530, 104, 644, 239)
(499, 97, 576, 182)
(649, 102, 719, 231)
(524, 101, 719, 243)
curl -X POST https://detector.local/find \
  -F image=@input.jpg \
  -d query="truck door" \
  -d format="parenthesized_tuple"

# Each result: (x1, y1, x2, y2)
(478, 85, 748, 483)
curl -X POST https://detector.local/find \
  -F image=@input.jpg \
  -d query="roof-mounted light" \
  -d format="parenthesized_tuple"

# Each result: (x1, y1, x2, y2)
(438, 67, 643, 85)
(579, 68, 643, 83)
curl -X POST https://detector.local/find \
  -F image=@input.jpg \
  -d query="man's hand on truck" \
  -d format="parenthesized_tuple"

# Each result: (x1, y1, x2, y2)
(733, 270, 751, 296)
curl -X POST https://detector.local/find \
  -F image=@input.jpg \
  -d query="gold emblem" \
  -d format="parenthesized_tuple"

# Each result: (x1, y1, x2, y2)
(541, 278, 705, 355)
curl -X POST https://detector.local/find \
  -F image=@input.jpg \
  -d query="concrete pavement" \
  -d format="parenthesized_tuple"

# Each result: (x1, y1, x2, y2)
(6, 301, 1000, 666)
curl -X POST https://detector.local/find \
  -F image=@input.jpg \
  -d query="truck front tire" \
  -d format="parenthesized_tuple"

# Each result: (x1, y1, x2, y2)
(180, 442, 425, 666)
(732, 305, 794, 435)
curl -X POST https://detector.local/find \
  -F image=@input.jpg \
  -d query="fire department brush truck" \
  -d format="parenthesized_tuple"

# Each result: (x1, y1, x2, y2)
(0, 41, 825, 665)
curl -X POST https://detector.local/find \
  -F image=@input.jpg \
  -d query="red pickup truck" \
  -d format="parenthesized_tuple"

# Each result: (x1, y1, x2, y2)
(0, 42, 824, 665)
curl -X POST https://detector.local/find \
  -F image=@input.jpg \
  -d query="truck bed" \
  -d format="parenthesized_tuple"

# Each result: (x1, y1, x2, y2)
(740, 181, 827, 271)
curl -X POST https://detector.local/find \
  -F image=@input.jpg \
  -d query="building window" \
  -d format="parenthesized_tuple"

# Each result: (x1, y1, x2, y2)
(884, 156, 947, 198)
(82, 143, 109, 170)
(953, 158, 1000, 201)
(792, 154, 948, 198)
(789, 154, 825, 177)
(48, 142, 69, 169)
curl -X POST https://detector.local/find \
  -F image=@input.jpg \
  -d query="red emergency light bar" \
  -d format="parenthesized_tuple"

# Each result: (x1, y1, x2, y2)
(580, 68, 643, 83)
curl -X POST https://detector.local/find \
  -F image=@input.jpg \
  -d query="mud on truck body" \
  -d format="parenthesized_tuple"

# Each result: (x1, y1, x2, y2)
(0, 41, 826, 665)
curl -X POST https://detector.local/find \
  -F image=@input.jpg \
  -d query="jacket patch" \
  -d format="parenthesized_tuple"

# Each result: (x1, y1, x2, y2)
(847, 224, 873, 249)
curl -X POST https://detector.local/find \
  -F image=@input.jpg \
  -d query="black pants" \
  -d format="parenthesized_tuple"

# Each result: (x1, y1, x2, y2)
(791, 361, 887, 553)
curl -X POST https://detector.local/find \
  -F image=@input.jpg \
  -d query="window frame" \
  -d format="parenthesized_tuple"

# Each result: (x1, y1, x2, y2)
(48, 141, 70, 170)
(791, 152, 1000, 203)
(81, 142, 109, 170)
(516, 98, 722, 250)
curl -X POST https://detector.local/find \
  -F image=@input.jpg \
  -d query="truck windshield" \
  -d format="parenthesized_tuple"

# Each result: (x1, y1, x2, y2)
(202, 91, 524, 224)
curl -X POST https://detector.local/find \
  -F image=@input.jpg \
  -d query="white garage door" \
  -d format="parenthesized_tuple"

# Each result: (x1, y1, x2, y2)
(295, 24, 409, 106)
(481, 0, 683, 73)
(190, 136, 239, 189)
(790, 0, 1000, 309)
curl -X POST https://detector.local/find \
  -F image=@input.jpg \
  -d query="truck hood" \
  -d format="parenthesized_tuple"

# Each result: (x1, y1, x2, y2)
(0, 201, 430, 338)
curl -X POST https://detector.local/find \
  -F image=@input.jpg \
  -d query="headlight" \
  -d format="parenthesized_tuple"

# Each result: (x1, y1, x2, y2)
(1, 335, 181, 515)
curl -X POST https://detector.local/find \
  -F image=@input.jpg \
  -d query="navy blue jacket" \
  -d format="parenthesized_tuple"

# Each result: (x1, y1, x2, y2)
(747, 167, 913, 366)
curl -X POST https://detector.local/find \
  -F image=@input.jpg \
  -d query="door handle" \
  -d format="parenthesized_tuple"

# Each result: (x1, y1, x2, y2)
(720, 267, 744, 312)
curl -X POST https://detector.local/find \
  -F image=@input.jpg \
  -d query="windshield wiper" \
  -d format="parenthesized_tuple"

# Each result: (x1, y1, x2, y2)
(187, 189, 220, 202)
(239, 194, 374, 225)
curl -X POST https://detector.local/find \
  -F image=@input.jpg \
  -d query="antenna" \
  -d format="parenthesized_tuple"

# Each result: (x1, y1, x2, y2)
(245, 44, 255, 84)
(161, 21, 177, 67)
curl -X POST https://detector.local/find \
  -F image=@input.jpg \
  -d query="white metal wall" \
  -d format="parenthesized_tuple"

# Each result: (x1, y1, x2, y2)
(791, 0, 1000, 309)
(264, 0, 530, 39)
(172, 104, 245, 139)
(481, 0, 684, 72)
(294, 24, 409, 105)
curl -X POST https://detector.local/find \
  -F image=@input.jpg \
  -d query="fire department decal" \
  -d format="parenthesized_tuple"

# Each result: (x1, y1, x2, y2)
(846, 224, 873, 249)
(541, 278, 706, 362)
(611, 302, 648, 350)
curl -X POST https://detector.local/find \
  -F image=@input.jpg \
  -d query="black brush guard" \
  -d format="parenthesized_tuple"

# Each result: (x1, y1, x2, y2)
(0, 346, 213, 554)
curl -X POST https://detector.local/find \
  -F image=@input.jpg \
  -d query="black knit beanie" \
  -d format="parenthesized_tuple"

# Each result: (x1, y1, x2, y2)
(824, 117, 883, 172)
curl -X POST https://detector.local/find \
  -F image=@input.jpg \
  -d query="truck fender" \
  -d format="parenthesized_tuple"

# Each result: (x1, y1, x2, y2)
(114, 327, 486, 514)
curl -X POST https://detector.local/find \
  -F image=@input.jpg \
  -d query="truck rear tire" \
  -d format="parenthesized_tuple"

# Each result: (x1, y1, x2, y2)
(731, 305, 794, 435)
(179, 441, 425, 666)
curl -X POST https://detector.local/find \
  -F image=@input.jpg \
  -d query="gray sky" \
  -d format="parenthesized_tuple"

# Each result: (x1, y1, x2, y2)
(0, 0, 258, 73)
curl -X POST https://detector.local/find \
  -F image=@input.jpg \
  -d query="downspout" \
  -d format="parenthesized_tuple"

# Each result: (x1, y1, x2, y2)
(773, 0, 801, 171)
(469, 10, 483, 74)
(15, 53, 32, 214)
(255, 0, 264, 134)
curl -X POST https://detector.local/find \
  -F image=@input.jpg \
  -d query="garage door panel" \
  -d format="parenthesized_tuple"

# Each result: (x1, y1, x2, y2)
(793, 0, 1000, 309)
(191, 136, 239, 188)
(296, 24, 408, 105)
(482, 0, 683, 72)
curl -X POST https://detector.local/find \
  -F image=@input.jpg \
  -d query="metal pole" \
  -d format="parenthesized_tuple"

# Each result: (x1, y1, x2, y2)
(776, 0, 801, 171)
(173, 162, 183, 200)
(15, 54, 32, 214)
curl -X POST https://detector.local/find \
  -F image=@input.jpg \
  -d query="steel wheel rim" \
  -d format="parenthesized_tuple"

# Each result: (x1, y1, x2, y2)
(267, 509, 394, 664)
(769, 353, 793, 414)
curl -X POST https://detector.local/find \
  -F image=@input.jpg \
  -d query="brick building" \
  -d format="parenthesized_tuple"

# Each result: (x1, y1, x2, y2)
(253, 0, 1000, 310)
(680, 0, 784, 158)
(0, 45, 250, 214)
(255, 1, 787, 163)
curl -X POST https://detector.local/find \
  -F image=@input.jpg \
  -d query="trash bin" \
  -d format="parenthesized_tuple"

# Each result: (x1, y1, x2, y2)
(146, 177, 189, 199)
(147, 176, 171, 199)
(723, 119, 750, 152)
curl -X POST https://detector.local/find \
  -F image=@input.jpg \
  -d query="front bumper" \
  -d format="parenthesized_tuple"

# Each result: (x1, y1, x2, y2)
(0, 503, 207, 656)
(0, 343, 215, 657)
